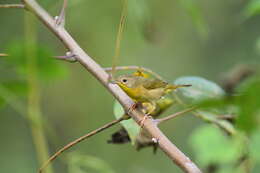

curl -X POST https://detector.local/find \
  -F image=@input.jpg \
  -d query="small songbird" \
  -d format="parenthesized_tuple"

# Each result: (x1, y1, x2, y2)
(115, 71, 191, 115)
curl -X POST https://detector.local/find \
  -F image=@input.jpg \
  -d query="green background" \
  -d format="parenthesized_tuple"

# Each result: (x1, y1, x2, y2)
(0, 0, 259, 173)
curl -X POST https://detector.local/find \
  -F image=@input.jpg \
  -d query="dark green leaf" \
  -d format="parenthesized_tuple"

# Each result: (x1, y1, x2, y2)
(235, 77, 260, 133)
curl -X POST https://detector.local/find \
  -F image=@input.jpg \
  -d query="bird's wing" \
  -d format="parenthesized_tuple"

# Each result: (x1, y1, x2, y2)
(142, 78, 168, 89)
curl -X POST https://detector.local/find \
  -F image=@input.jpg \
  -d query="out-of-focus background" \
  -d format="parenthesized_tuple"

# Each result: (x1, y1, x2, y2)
(0, 0, 260, 173)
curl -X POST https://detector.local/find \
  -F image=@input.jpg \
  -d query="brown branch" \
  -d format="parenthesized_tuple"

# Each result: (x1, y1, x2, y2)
(0, 4, 25, 8)
(39, 117, 124, 173)
(19, 1, 202, 173)
(104, 66, 165, 81)
(156, 107, 197, 124)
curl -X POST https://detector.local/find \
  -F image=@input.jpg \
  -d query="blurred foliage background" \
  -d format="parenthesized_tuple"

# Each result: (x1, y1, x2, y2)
(0, 0, 260, 173)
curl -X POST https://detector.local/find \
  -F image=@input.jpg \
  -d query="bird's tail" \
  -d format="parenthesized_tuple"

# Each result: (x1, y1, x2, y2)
(165, 84, 191, 93)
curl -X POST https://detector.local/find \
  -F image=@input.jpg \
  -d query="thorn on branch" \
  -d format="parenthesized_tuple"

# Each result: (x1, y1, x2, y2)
(0, 4, 25, 9)
(53, 52, 77, 63)
(54, 0, 67, 27)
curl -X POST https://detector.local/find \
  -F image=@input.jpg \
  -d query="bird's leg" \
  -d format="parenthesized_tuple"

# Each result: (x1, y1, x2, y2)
(138, 102, 156, 128)
(127, 102, 141, 115)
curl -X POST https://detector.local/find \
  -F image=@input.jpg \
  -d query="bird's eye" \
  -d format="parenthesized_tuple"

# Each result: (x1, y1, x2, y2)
(122, 79, 128, 83)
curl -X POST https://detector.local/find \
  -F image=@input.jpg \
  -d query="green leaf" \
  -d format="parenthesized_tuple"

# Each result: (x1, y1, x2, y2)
(0, 81, 27, 111)
(235, 77, 260, 133)
(174, 76, 225, 104)
(5, 41, 68, 81)
(113, 101, 140, 144)
(216, 166, 244, 173)
(189, 125, 242, 166)
(244, 0, 260, 18)
(0, 97, 6, 110)
(249, 128, 260, 162)
(1, 81, 28, 96)
(67, 152, 115, 173)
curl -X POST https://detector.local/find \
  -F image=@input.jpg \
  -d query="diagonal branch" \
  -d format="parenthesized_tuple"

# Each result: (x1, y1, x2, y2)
(20, 1, 202, 173)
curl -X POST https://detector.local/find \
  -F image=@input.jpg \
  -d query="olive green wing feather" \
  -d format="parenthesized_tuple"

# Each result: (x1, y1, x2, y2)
(142, 78, 168, 89)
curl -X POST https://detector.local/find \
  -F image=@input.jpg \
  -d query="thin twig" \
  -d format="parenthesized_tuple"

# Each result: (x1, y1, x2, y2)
(0, 4, 25, 8)
(104, 66, 165, 81)
(0, 53, 8, 57)
(157, 107, 197, 124)
(39, 117, 124, 173)
(16, 1, 202, 172)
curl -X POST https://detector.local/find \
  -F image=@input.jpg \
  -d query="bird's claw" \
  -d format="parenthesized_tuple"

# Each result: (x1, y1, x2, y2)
(138, 114, 152, 128)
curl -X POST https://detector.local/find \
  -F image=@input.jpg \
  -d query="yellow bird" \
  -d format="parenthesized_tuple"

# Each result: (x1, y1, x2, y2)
(115, 72, 191, 116)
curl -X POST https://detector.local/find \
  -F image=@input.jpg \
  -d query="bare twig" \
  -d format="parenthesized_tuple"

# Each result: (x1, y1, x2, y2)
(104, 66, 165, 81)
(156, 107, 197, 124)
(0, 53, 9, 56)
(15, 1, 202, 173)
(0, 4, 25, 9)
(39, 117, 125, 173)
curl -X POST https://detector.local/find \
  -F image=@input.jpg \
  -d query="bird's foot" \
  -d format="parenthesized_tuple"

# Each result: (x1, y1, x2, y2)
(138, 114, 152, 128)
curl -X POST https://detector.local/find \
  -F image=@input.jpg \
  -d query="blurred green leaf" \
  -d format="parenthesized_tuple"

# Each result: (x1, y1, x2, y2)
(249, 128, 260, 162)
(1, 81, 28, 96)
(113, 101, 140, 144)
(67, 152, 115, 173)
(190, 125, 242, 166)
(174, 76, 225, 104)
(216, 166, 244, 173)
(0, 97, 6, 110)
(0, 81, 27, 111)
(6, 41, 68, 81)
(235, 77, 260, 133)
(244, 0, 260, 18)
(177, 0, 209, 38)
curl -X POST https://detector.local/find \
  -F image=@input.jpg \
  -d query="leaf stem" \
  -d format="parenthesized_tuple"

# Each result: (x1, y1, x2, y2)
(157, 107, 197, 124)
